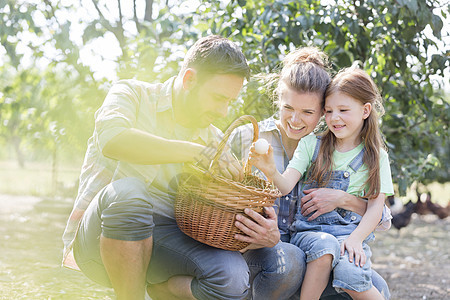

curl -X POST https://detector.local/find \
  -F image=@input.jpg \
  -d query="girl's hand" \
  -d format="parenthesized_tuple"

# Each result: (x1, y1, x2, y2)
(248, 144, 277, 179)
(340, 235, 366, 267)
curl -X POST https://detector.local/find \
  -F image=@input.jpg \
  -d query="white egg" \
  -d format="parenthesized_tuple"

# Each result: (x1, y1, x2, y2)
(254, 138, 269, 154)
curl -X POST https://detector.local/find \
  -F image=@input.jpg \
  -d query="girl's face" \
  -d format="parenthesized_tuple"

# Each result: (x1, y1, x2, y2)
(278, 85, 323, 141)
(324, 92, 371, 146)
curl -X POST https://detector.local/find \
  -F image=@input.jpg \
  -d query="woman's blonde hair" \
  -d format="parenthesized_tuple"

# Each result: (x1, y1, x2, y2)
(308, 67, 385, 198)
(259, 47, 331, 109)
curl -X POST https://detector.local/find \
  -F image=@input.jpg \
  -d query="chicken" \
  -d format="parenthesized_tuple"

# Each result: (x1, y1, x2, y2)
(392, 200, 415, 231)
(387, 195, 404, 215)
(425, 192, 449, 219)
(413, 190, 430, 215)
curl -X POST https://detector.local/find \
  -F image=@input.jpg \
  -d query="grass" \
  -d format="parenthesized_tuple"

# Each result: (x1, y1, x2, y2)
(0, 160, 80, 197)
(0, 195, 114, 299)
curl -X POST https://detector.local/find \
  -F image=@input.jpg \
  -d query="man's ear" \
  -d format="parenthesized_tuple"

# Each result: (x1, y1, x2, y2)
(363, 102, 372, 119)
(182, 68, 197, 90)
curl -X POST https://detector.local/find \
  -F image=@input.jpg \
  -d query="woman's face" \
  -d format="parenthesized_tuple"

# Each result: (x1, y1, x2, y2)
(278, 85, 323, 141)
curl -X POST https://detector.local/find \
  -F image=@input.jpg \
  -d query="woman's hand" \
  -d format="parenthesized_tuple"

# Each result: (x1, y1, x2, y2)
(300, 188, 346, 220)
(234, 206, 280, 250)
(340, 235, 366, 267)
(248, 144, 277, 179)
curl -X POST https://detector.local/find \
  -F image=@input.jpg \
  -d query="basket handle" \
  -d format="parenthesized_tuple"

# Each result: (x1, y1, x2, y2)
(209, 115, 259, 175)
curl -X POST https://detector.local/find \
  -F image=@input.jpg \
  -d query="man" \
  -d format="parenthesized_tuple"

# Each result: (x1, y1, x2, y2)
(62, 35, 251, 300)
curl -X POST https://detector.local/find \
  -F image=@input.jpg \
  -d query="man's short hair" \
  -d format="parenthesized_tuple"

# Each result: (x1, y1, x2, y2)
(181, 35, 250, 80)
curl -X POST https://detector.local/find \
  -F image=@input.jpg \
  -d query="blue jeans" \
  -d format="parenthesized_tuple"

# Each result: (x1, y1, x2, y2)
(243, 242, 306, 299)
(244, 240, 390, 300)
(291, 231, 374, 293)
(74, 177, 249, 300)
(148, 215, 249, 299)
(74, 177, 155, 287)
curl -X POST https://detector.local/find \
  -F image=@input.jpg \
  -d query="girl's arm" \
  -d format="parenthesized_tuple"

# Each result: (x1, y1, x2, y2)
(270, 168, 302, 196)
(340, 193, 386, 267)
(248, 145, 302, 195)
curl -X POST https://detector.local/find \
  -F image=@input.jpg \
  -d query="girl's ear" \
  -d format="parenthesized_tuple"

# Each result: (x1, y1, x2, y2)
(363, 102, 372, 119)
(182, 68, 197, 90)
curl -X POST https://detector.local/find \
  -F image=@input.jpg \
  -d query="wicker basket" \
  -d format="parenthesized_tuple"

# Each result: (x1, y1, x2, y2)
(175, 115, 281, 251)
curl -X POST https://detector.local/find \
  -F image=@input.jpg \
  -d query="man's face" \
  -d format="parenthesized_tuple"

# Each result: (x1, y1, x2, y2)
(183, 73, 244, 128)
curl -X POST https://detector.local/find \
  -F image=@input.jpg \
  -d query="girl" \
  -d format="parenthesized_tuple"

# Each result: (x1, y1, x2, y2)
(249, 67, 393, 300)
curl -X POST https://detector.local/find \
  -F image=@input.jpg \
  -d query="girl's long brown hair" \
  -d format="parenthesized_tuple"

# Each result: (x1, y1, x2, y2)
(308, 68, 385, 199)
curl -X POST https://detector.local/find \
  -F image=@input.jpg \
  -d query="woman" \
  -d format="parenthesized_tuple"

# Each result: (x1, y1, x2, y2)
(229, 47, 392, 299)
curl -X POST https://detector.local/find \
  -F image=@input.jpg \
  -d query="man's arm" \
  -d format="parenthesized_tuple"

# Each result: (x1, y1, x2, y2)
(102, 128, 205, 164)
(103, 128, 244, 180)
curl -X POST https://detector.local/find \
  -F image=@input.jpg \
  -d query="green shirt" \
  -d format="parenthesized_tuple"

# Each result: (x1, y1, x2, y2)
(287, 134, 394, 197)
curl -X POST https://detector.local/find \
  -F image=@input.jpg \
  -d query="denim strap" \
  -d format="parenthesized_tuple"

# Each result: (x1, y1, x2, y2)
(348, 147, 365, 172)
(312, 136, 365, 174)
(311, 136, 323, 163)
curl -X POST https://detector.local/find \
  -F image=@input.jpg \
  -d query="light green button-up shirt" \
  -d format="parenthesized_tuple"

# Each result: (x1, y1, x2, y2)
(62, 77, 223, 268)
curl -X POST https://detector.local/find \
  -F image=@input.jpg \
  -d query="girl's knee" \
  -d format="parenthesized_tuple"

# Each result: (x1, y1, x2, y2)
(314, 253, 333, 265)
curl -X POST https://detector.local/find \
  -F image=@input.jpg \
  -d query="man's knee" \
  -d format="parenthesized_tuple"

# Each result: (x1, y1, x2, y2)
(266, 242, 306, 278)
(371, 270, 390, 299)
(333, 257, 371, 292)
(98, 178, 154, 241)
(193, 252, 249, 300)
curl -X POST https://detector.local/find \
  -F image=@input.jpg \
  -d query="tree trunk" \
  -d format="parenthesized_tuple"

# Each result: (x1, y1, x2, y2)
(11, 136, 25, 169)
(52, 144, 58, 196)
(144, 0, 153, 22)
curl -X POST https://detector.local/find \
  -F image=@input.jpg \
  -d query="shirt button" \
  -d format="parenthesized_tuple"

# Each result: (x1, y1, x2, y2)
(344, 171, 350, 178)
(282, 218, 286, 223)
(351, 215, 357, 221)
(285, 196, 289, 200)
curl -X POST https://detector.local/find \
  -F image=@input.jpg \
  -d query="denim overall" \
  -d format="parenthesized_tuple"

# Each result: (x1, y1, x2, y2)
(292, 137, 374, 241)
(290, 137, 375, 293)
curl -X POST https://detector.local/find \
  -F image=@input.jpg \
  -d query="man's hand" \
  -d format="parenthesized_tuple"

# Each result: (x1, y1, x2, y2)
(234, 206, 280, 250)
(214, 150, 244, 181)
(300, 188, 346, 220)
(196, 144, 243, 181)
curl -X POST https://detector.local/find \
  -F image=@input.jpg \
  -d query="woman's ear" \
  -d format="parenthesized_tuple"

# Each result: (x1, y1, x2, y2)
(363, 102, 372, 119)
(182, 68, 197, 90)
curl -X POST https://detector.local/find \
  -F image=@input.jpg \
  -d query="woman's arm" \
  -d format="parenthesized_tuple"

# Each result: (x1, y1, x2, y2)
(300, 188, 367, 220)
(300, 188, 392, 231)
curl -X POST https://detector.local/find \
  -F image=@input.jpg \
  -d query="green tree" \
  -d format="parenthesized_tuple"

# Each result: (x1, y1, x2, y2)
(191, 0, 449, 195)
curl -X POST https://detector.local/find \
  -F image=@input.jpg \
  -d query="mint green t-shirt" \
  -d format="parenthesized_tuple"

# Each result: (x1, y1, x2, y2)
(287, 134, 394, 197)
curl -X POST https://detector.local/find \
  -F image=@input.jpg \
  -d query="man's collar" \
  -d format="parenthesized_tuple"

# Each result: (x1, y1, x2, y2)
(156, 76, 176, 113)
